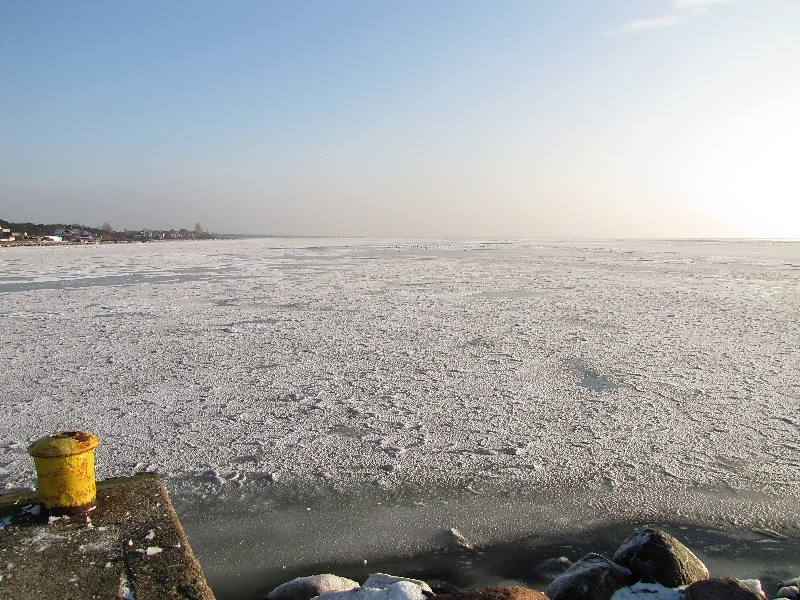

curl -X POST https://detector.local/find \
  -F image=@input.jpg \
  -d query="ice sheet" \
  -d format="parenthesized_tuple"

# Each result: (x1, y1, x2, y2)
(1, 238, 798, 593)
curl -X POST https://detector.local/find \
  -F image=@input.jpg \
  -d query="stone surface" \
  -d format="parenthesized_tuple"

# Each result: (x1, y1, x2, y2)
(683, 577, 767, 600)
(546, 553, 633, 600)
(0, 473, 215, 600)
(435, 585, 549, 600)
(612, 528, 709, 587)
(267, 574, 359, 600)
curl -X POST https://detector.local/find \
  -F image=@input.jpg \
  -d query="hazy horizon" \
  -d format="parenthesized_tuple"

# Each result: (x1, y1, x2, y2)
(2, 1, 798, 238)
(5, 217, 800, 242)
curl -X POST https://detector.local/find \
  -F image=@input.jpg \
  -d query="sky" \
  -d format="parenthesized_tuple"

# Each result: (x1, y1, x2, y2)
(1, 0, 798, 237)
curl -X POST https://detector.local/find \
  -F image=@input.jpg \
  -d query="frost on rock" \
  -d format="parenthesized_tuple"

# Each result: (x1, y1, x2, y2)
(613, 529, 652, 559)
(546, 553, 633, 600)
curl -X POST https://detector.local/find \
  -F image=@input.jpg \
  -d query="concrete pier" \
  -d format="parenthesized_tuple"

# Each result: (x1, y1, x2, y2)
(0, 473, 216, 599)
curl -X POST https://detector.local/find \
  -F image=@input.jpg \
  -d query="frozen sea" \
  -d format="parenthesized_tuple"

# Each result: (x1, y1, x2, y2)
(1, 238, 798, 598)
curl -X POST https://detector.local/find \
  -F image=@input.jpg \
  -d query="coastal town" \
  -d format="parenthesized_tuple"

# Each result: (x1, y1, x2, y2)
(0, 218, 224, 245)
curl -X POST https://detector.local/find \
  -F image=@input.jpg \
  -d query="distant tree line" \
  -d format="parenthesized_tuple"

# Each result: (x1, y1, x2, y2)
(0, 218, 224, 242)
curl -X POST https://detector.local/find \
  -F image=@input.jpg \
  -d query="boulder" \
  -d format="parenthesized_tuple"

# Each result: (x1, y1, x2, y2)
(546, 553, 633, 600)
(267, 574, 359, 600)
(435, 585, 549, 600)
(612, 528, 708, 587)
(683, 577, 767, 600)
(776, 585, 800, 600)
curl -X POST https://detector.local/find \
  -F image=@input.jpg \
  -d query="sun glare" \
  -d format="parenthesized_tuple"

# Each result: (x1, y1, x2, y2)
(672, 94, 799, 238)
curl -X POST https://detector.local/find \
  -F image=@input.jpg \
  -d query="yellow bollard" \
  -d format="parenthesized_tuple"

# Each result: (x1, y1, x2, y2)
(27, 431, 100, 513)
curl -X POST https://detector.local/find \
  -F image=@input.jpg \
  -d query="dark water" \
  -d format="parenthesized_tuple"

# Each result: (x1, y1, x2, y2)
(270, 523, 799, 600)
(174, 485, 800, 600)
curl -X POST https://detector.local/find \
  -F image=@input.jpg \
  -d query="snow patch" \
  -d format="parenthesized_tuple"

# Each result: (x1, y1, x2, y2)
(611, 583, 682, 600)
(363, 573, 433, 594)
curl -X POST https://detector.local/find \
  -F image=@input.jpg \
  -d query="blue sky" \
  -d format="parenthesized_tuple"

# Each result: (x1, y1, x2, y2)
(1, 0, 798, 237)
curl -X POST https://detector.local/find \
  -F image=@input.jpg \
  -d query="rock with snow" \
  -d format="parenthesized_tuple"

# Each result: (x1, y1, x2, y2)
(317, 580, 426, 600)
(683, 577, 767, 600)
(435, 585, 549, 600)
(546, 553, 633, 600)
(612, 528, 708, 587)
(739, 580, 766, 597)
(266, 574, 359, 600)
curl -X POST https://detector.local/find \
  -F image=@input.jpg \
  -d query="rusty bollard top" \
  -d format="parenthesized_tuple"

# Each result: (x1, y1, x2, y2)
(27, 431, 100, 458)
(27, 431, 100, 513)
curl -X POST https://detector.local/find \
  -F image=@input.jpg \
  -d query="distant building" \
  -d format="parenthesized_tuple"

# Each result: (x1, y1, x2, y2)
(53, 227, 95, 243)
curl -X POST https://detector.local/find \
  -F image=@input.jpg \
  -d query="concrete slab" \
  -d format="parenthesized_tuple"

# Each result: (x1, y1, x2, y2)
(0, 473, 216, 599)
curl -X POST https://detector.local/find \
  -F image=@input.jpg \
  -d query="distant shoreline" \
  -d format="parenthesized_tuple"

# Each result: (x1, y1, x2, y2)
(0, 237, 234, 249)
